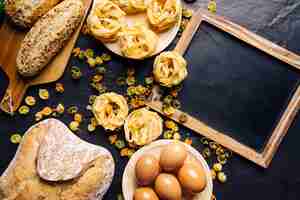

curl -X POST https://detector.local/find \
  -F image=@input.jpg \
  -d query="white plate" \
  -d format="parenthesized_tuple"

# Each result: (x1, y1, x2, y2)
(122, 139, 213, 200)
(101, 1, 182, 59)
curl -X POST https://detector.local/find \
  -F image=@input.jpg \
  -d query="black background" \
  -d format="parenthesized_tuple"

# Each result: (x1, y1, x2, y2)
(1, 0, 300, 199)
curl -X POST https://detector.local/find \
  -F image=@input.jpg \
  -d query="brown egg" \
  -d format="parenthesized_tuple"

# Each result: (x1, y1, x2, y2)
(135, 154, 160, 186)
(177, 162, 207, 193)
(134, 187, 159, 200)
(160, 143, 187, 172)
(154, 173, 182, 200)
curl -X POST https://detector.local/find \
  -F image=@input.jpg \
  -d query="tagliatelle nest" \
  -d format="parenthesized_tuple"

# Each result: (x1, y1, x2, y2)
(111, 0, 147, 14)
(87, 0, 126, 42)
(147, 0, 181, 32)
(153, 51, 187, 87)
(92, 92, 129, 131)
(124, 107, 163, 146)
(119, 24, 158, 59)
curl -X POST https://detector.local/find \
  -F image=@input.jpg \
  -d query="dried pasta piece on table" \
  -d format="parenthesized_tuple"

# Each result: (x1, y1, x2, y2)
(25, 96, 36, 106)
(87, 0, 126, 42)
(153, 51, 187, 87)
(39, 89, 50, 100)
(147, 0, 181, 32)
(124, 107, 163, 146)
(119, 24, 158, 59)
(92, 92, 129, 131)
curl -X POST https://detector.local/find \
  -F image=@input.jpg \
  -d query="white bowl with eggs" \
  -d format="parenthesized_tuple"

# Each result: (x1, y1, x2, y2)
(122, 139, 213, 200)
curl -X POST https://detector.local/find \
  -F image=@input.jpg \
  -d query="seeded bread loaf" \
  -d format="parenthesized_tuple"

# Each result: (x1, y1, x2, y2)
(16, 0, 84, 77)
(4, 0, 62, 28)
(0, 118, 115, 200)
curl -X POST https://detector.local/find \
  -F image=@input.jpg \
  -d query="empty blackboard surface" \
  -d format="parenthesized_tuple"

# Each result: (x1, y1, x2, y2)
(178, 22, 300, 151)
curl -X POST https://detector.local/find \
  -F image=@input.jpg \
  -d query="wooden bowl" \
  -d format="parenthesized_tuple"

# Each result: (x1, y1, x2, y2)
(122, 139, 213, 200)
(103, 1, 182, 59)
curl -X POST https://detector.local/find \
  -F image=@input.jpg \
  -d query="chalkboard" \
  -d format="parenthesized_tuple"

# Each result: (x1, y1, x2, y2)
(179, 22, 300, 151)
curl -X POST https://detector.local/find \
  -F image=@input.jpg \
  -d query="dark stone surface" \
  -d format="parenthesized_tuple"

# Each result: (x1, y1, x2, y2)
(1, 0, 300, 199)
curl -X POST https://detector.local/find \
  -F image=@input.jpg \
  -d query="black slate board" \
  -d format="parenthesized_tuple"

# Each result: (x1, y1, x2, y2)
(178, 22, 300, 151)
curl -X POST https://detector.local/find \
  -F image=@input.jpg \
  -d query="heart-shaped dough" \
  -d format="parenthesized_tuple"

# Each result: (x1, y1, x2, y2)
(37, 119, 112, 181)
(0, 119, 115, 200)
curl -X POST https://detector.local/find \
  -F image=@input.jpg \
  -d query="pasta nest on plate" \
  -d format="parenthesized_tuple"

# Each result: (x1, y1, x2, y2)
(92, 92, 129, 131)
(119, 24, 158, 59)
(111, 0, 147, 14)
(147, 0, 181, 32)
(87, 0, 126, 42)
(124, 107, 163, 146)
(153, 51, 187, 87)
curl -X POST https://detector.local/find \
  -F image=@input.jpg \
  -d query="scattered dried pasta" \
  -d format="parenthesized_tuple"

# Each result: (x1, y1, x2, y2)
(153, 51, 187, 87)
(124, 107, 163, 146)
(92, 92, 129, 131)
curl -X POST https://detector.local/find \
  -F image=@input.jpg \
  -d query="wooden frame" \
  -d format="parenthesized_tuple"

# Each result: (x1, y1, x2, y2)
(147, 8, 300, 168)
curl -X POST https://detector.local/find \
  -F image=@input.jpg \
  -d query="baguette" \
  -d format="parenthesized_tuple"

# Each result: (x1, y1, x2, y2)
(4, 0, 63, 28)
(16, 0, 84, 77)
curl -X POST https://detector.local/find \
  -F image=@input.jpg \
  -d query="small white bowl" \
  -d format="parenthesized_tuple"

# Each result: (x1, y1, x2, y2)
(122, 139, 213, 200)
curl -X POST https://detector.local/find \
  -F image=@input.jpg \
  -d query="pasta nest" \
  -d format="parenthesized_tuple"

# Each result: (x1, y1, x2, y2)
(147, 0, 181, 32)
(87, 0, 126, 42)
(124, 108, 163, 146)
(119, 24, 158, 59)
(153, 51, 187, 87)
(111, 0, 147, 14)
(92, 92, 129, 131)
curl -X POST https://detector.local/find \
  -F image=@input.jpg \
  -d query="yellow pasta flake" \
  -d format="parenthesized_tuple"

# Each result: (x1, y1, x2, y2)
(74, 113, 83, 123)
(41, 107, 53, 116)
(25, 96, 36, 106)
(184, 138, 193, 145)
(39, 89, 50, 100)
(55, 103, 65, 114)
(18, 105, 30, 115)
(10, 134, 22, 144)
(173, 132, 181, 140)
(35, 112, 43, 121)
(108, 134, 118, 144)
(208, 0, 217, 13)
(55, 83, 65, 93)
(69, 121, 80, 132)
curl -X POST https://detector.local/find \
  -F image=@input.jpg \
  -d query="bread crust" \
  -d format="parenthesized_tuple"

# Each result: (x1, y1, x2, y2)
(0, 119, 115, 200)
(16, 0, 84, 77)
(4, 0, 63, 28)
